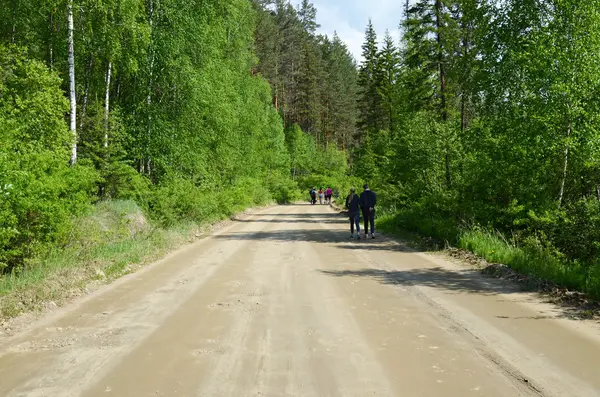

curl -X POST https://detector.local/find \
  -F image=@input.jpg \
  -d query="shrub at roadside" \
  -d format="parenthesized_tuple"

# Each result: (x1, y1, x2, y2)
(0, 47, 98, 273)
(0, 200, 188, 318)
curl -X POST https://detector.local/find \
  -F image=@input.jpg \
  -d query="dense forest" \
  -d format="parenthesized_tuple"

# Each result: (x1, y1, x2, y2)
(252, 0, 600, 296)
(2, 0, 600, 299)
(0, 0, 294, 274)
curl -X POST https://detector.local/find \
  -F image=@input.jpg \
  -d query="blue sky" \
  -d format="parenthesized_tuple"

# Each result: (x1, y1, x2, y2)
(290, 0, 406, 63)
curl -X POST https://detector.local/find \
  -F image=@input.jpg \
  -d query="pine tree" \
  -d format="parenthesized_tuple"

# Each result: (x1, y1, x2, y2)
(296, 37, 320, 137)
(378, 31, 401, 136)
(357, 20, 384, 140)
(297, 0, 319, 34)
(318, 33, 358, 150)
(402, 0, 460, 188)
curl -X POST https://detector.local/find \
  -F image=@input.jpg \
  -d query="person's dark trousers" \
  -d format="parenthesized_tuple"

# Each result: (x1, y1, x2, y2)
(362, 208, 375, 235)
(349, 212, 360, 235)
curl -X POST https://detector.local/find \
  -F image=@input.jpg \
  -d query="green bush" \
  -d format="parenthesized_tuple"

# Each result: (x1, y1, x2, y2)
(549, 197, 600, 264)
(265, 172, 302, 204)
(149, 175, 284, 226)
(376, 193, 460, 244)
(102, 162, 152, 206)
(0, 46, 98, 272)
(149, 178, 217, 226)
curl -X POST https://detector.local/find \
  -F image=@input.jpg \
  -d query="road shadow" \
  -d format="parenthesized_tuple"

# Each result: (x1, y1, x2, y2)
(247, 212, 342, 218)
(319, 267, 597, 321)
(318, 267, 521, 296)
(234, 217, 346, 225)
(228, 210, 417, 252)
(237, 211, 346, 224)
(215, 228, 416, 253)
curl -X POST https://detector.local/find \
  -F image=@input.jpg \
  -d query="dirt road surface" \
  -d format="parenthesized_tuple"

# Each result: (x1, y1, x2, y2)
(1, 204, 600, 397)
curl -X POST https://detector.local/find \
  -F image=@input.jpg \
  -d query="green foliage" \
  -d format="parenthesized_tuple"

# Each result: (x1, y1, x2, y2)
(357, 20, 385, 139)
(149, 176, 276, 227)
(252, 1, 358, 150)
(0, 46, 97, 272)
(458, 229, 600, 299)
(376, 194, 460, 244)
(0, 0, 298, 281)
(352, 0, 600, 298)
(544, 198, 600, 265)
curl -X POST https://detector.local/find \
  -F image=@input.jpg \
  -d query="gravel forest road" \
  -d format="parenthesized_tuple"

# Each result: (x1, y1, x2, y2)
(1, 204, 600, 397)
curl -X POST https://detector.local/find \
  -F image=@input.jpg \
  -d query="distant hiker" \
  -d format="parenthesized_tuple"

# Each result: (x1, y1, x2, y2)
(310, 187, 317, 205)
(318, 188, 325, 204)
(360, 184, 377, 239)
(345, 188, 361, 239)
(326, 187, 333, 204)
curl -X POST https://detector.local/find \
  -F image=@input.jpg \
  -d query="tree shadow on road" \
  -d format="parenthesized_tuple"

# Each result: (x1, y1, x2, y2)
(233, 218, 346, 225)
(235, 211, 347, 225)
(215, 228, 416, 253)
(318, 267, 521, 296)
(225, 211, 420, 252)
(318, 267, 597, 321)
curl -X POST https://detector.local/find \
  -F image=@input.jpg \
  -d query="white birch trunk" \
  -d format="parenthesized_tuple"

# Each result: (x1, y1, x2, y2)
(104, 61, 112, 149)
(49, 12, 54, 69)
(147, 0, 154, 107)
(144, 0, 155, 175)
(68, 0, 77, 165)
(80, 57, 92, 130)
(558, 122, 572, 208)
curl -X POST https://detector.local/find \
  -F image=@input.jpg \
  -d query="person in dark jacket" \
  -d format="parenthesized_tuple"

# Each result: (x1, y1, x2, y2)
(345, 188, 361, 239)
(309, 187, 317, 205)
(359, 184, 377, 238)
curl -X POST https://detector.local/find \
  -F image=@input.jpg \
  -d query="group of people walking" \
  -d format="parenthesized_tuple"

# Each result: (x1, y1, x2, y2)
(308, 183, 377, 240)
(345, 184, 377, 240)
(310, 187, 333, 205)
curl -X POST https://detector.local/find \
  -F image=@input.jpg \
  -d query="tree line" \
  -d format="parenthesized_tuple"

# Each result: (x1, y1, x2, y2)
(350, 0, 600, 293)
(3, 0, 600, 296)
(0, 0, 298, 271)
(252, 0, 358, 150)
(252, 0, 600, 294)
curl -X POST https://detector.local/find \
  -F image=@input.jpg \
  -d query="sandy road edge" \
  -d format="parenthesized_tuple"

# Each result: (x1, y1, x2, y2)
(0, 204, 279, 340)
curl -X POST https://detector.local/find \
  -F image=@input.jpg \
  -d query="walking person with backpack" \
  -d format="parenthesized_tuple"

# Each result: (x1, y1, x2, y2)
(309, 187, 317, 205)
(360, 184, 377, 239)
(345, 188, 361, 239)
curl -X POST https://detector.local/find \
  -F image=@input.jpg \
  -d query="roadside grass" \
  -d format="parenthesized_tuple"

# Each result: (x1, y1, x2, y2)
(0, 200, 250, 321)
(458, 229, 600, 299)
(377, 209, 600, 301)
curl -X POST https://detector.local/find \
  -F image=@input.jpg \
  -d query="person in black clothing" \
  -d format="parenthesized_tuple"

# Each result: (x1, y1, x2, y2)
(309, 187, 317, 205)
(360, 184, 377, 238)
(345, 188, 361, 239)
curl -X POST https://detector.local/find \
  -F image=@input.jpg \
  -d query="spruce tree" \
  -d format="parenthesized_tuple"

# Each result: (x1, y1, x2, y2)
(378, 30, 401, 136)
(357, 20, 383, 140)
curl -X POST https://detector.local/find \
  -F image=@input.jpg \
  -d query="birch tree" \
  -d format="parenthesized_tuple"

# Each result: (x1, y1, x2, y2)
(67, 0, 77, 164)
